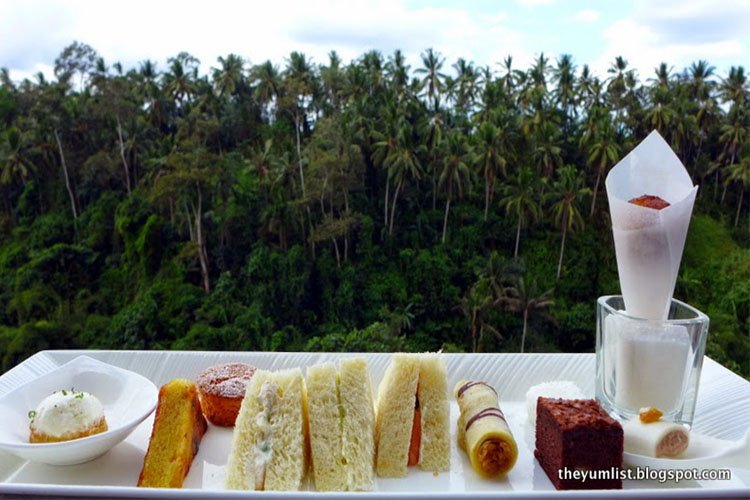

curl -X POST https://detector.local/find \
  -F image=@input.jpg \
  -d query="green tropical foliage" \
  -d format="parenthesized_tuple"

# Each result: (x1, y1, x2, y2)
(0, 45, 748, 378)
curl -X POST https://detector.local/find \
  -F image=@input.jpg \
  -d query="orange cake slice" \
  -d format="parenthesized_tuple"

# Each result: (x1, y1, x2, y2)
(138, 379, 208, 488)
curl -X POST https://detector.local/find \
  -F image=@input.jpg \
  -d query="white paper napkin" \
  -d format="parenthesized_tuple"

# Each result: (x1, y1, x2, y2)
(605, 130, 698, 320)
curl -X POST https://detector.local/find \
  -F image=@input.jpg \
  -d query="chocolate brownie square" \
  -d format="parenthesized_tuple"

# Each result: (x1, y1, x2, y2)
(534, 398, 623, 490)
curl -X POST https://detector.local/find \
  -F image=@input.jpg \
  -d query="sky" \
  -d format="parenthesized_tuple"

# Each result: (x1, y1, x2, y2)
(1, 0, 749, 84)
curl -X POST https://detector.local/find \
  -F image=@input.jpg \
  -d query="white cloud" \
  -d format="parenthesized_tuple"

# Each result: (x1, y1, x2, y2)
(573, 9, 600, 23)
(0, 0, 531, 82)
(2, 0, 745, 85)
(515, 0, 556, 6)
(593, 0, 748, 79)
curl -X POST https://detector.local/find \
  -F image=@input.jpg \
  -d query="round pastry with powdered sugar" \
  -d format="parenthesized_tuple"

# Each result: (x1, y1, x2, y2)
(196, 362, 256, 426)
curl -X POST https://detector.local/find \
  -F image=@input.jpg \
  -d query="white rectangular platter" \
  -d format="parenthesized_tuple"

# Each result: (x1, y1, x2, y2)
(0, 350, 748, 499)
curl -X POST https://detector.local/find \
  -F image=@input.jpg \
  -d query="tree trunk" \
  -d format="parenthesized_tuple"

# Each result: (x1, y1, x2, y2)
(714, 168, 719, 200)
(195, 185, 210, 293)
(389, 179, 402, 235)
(384, 174, 390, 229)
(521, 308, 528, 353)
(590, 169, 601, 218)
(557, 222, 567, 280)
(184, 200, 195, 242)
(514, 217, 521, 258)
(471, 318, 477, 353)
(116, 115, 132, 195)
(719, 152, 735, 205)
(484, 176, 490, 221)
(54, 129, 78, 220)
(442, 197, 451, 244)
(333, 238, 341, 267)
(735, 188, 744, 227)
(431, 160, 437, 210)
(295, 114, 306, 198)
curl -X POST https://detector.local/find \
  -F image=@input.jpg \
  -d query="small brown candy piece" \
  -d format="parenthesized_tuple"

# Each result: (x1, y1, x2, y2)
(638, 406, 663, 423)
(628, 194, 670, 210)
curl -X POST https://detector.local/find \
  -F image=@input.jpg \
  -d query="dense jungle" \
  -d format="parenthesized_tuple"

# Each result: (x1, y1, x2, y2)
(0, 43, 748, 377)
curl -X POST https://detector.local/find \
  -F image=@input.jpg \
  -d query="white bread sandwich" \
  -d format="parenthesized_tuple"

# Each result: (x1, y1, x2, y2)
(306, 358, 375, 491)
(375, 353, 450, 477)
(225, 368, 309, 491)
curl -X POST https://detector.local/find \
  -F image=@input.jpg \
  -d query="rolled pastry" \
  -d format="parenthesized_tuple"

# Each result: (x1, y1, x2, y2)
(455, 380, 518, 478)
(623, 418, 689, 457)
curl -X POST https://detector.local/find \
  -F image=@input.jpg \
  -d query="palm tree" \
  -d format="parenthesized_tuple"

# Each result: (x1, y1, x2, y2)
(606, 56, 633, 122)
(385, 49, 411, 100)
(419, 106, 445, 210)
(0, 126, 34, 185)
(476, 78, 504, 123)
(499, 55, 523, 96)
(0, 67, 14, 90)
(717, 107, 750, 201)
(719, 66, 748, 106)
(500, 166, 542, 257)
(547, 165, 590, 279)
(320, 51, 344, 112)
(649, 63, 674, 91)
(529, 53, 550, 91)
(137, 60, 168, 129)
(451, 58, 478, 114)
(499, 277, 554, 353)
(361, 50, 386, 95)
(645, 88, 676, 137)
(415, 48, 446, 111)
(607, 56, 629, 89)
(459, 278, 501, 353)
(691, 90, 720, 172)
(260, 187, 294, 250)
(282, 52, 316, 198)
(285, 51, 315, 91)
(438, 131, 472, 243)
(688, 60, 715, 100)
(476, 121, 508, 220)
(577, 64, 594, 100)
(163, 52, 199, 105)
(252, 60, 281, 107)
(552, 54, 577, 121)
(584, 116, 620, 216)
(372, 102, 403, 228)
(374, 116, 424, 235)
(725, 155, 750, 227)
(212, 54, 244, 98)
(532, 122, 563, 178)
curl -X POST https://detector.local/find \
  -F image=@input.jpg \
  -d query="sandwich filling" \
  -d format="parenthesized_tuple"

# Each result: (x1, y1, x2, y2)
(254, 380, 279, 490)
(375, 353, 449, 477)
(407, 393, 421, 466)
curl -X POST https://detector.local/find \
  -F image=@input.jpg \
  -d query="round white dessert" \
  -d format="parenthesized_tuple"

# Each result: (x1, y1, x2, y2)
(30, 390, 106, 442)
(525, 381, 585, 425)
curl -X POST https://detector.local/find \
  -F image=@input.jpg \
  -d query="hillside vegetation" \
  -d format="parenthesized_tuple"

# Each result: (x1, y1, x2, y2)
(0, 44, 747, 377)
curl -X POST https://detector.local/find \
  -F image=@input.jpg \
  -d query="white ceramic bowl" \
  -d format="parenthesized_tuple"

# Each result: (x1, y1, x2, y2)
(0, 355, 157, 465)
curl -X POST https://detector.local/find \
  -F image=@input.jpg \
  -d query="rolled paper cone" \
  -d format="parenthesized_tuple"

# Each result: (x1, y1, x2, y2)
(455, 380, 518, 478)
(605, 130, 698, 320)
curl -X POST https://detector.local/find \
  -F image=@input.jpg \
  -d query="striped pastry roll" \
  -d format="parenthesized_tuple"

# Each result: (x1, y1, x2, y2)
(454, 380, 518, 478)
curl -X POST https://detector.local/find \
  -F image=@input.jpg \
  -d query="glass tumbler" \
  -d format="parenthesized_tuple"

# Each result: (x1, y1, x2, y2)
(595, 295, 709, 427)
